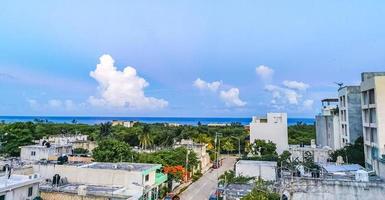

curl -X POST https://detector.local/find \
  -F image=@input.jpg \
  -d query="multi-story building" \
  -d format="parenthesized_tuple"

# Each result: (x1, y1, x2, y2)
(249, 113, 288, 154)
(0, 174, 41, 200)
(338, 86, 363, 146)
(33, 162, 168, 200)
(235, 160, 277, 181)
(361, 72, 385, 178)
(316, 99, 341, 150)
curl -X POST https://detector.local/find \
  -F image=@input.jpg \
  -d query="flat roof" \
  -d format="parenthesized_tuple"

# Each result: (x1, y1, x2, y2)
(20, 144, 72, 148)
(80, 162, 161, 172)
(0, 175, 41, 192)
(321, 163, 363, 173)
(40, 183, 133, 199)
(236, 160, 277, 166)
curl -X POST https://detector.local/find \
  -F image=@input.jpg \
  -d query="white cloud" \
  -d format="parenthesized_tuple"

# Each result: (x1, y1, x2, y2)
(48, 99, 62, 107)
(264, 84, 301, 105)
(256, 65, 274, 80)
(88, 54, 168, 109)
(303, 99, 314, 109)
(283, 80, 310, 91)
(220, 88, 246, 107)
(193, 78, 221, 91)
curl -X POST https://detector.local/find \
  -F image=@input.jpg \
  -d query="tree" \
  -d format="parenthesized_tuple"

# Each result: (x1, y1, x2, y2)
(73, 148, 89, 155)
(92, 139, 135, 162)
(330, 137, 365, 166)
(222, 139, 235, 155)
(99, 122, 112, 138)
(242, 179, 280, 200)
(138, 125, 153, 150)
(219, 170, 253, 185)
(252, 140, 277, 156)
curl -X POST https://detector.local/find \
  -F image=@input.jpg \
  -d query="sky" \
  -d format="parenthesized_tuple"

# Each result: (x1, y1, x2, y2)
(1, 1, 385, 118)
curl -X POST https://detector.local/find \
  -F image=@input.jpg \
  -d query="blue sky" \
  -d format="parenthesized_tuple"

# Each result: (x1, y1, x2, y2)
(1, 1, 385, 117)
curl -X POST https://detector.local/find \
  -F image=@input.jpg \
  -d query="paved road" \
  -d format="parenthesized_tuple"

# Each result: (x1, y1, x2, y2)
(180, 156, 237, 200)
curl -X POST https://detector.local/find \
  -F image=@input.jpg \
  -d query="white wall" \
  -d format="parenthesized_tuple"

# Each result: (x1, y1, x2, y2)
(235, 161, 277, 181)
(250, 113, 288, 154)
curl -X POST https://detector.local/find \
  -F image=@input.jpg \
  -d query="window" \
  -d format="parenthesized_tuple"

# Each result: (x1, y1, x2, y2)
(145, 174, 149, 182)
(28, 187, 33, 197)
(369, 89, 375, 104)
(30, 151, 36, 156)
(0, 195, 4, 200)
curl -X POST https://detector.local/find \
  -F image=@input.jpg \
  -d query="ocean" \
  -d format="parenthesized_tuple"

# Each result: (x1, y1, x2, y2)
(0, 116, 315, 126)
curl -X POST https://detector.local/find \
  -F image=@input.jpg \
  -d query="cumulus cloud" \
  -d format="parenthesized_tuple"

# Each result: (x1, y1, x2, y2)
(88, 54, 168, 109)
(265, 84, 301, 105)
(220, 88, 246, 107)
(48, 99, 62, 107)
(256, 65, 274, 80)
(27, 99, 78, 111)
(193, 78, 221, 91)
(283, 80, 310, 91)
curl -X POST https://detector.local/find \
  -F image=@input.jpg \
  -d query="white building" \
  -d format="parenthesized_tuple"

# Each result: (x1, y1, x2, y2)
(289, 144, 332, 164)
(20, 143, 72, 162)
(0, 174, 41, 200)
(33, 162, 168, 200)
(338, 86, 363, 146)
(235, 160, 277, 181)
(361, 72, 385, 178)
(250, 113, 288, 154)
(112, 120, 137, 128)
(41, 134, 88, 145)
(316, 99, 342, 150)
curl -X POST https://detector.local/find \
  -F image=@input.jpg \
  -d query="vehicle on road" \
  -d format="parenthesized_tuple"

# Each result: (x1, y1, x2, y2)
(208, 194, 217, 200)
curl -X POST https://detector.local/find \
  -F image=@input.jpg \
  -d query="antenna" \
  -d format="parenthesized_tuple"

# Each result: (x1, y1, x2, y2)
(334, 82, 344, 89)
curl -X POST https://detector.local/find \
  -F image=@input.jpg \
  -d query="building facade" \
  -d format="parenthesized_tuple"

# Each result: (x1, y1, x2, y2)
(316, 99, 341, 150)
(33, 162, 167, 200)
(361, 72, 385, 178)
(20, 143, 73, 162)
(249, 113, 288, 154)
(174, 139, 211, 173)
(338, 86, 363, 146)
(0, 174, 41, 200)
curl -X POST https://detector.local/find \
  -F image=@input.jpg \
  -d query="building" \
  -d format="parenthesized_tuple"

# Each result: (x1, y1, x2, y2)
(235, 160, 277, 181)
(174, 139, 211, 173)
(40, 183, 136, 200)
(222, 184, 254, 200)
(40, 134, 97, 152)
(249, 113, 288, 154)
(112, 120, 137, 128)
(0, 174, 41, 200)
(20, 143, 72, 162)
(361, 72, 385, 178)
(316, 99, 341, 150)
(33, 162, 168, 200)
(338, 86, 363, 146)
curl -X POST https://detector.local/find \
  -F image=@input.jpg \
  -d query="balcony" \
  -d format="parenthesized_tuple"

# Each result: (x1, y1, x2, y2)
(155, 173, 167, 186)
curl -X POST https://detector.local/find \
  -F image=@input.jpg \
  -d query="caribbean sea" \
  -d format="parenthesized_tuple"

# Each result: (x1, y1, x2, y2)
(0, 116, 315, 126)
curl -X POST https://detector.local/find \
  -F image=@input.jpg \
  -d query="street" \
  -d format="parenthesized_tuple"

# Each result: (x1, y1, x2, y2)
(179, 156, 237, 200)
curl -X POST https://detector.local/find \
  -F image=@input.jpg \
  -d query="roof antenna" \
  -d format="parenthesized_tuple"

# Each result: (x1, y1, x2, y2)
(334, 82, 344, 89)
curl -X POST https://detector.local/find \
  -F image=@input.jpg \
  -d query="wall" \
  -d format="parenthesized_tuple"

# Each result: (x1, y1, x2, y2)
(282, 178, 385, 200)
(1, 182, 39, 200)
(32, 164, 148, 188)
(250, 113, 288, 154)
(235, 161, 277, 181)
(41, 192, 108, 200)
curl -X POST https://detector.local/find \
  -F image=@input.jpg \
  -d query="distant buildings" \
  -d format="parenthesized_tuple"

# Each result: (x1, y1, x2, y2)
(41, 134, 97, 152)
(20, 143, 72, 162)
(112, 120, 137, 128)
(361, 72, 385, 178)
(338, 86, 363, 146)
(316, 98, 341, 150)
(0, 174, 41, 199)
(289, 143, 332, 164)
(33, 162, 168, 200)
(235, 160, 277, 181)
(249, 113, 288, 154)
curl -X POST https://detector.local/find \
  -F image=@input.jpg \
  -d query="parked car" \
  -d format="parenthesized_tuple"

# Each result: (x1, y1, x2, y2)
(209, 194, 217, 200)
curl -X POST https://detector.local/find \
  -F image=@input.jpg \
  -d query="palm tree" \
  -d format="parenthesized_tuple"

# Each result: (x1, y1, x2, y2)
(100, 122, 112, 138)
(138, 125, 153, 150)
